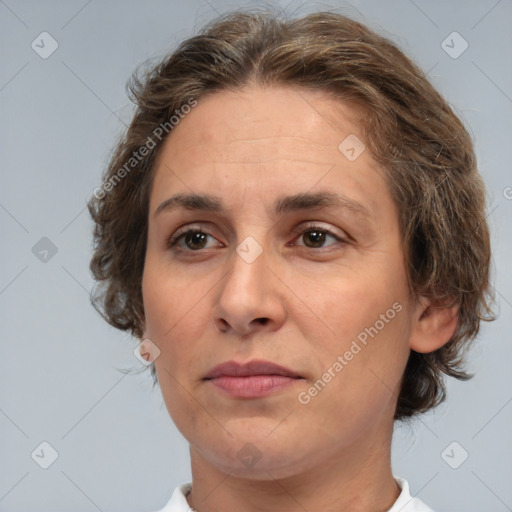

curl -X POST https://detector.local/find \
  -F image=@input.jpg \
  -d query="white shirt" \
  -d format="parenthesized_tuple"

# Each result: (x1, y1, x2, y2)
(152, 477, 435, 511)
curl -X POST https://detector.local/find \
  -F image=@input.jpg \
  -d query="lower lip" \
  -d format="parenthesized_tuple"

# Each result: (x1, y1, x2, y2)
(206, 375, 301, 398)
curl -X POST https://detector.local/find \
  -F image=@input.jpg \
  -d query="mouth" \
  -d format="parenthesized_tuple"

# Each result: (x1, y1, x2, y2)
(204, 359, 302, 379)
(203, 359, 303, 399)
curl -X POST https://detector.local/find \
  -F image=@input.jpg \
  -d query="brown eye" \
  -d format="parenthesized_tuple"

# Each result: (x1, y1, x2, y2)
(182, 231, 209, 250)
(302, 229, 328, 248)
(168, 229, 218, 251)
(295, 226, 345, 249)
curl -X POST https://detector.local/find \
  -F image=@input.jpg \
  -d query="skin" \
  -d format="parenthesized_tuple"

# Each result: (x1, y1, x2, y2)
(141, 84, 458, 512)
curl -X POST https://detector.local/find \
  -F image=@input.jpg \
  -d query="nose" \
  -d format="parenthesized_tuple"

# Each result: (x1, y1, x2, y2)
(212, 243, 287, 337)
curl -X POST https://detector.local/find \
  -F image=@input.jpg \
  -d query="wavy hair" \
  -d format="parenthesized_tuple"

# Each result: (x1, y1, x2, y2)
(88, 10, 495, 419)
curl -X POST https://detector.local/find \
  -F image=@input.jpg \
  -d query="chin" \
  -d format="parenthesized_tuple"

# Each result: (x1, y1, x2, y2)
(192, 426, 315, 479)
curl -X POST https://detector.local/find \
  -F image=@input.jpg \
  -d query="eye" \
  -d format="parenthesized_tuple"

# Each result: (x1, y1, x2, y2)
(167, 223, 347, 253)
(293, 225, 347, 249)
(167, 227, 221, 251)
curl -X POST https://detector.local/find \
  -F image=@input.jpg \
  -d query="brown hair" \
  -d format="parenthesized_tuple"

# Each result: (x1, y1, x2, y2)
(87, 10, 495, 420)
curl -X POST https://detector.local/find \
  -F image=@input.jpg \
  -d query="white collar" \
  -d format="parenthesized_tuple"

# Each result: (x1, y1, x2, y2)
(153, 476, 435, 511)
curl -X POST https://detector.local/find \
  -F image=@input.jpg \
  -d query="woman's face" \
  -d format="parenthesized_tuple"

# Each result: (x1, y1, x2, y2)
(142, 84, 416, 478)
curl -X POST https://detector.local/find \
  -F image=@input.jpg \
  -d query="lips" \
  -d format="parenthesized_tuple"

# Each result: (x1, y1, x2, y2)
(204, 360, 303, 399)
(204, 359, 301, 380)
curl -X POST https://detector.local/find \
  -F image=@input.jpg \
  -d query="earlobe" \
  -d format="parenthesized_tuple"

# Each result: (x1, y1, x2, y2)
(409, 296, 459, 354)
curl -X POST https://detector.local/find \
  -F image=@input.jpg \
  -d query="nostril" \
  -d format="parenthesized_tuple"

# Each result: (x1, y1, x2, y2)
(256, 318, 269, 325)
(214, 318, 229, 332)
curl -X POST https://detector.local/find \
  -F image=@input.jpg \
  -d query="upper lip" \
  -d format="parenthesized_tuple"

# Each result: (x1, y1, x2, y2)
(204, 360, 302, 379)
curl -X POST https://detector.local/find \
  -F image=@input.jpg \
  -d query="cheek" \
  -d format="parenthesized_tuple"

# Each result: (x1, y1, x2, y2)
(142, 262, 211, 398)
(144, 270, 212, 434)
(298, 319, 410, 441)
(295, 267, 411, 401)
(143, 256, 204, 335)
(297, 263, 407, 346)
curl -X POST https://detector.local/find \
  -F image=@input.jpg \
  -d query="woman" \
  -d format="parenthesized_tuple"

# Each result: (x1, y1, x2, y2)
(88, 10, 494, 512)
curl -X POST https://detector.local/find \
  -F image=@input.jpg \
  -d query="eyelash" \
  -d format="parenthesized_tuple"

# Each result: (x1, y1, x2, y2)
(167, 224, 347, 253)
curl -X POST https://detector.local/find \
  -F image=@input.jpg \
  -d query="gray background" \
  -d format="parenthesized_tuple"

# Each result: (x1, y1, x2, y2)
(1, 0, 511, 511)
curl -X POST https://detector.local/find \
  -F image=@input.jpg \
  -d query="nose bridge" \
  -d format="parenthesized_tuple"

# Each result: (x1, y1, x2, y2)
(213, 231, 285, 334)
(222, 234, 268, 302)
(223, 214, 270, 285)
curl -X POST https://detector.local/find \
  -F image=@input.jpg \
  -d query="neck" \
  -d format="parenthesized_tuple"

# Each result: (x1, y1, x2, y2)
(186, 421, 400, 512)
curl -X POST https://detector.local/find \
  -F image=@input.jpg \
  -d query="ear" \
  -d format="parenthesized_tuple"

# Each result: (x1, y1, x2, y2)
(409, 295, 459, 353)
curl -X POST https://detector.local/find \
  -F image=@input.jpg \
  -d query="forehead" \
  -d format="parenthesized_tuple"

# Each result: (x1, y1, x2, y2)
(150, 84, 391, 220)
(165, 85, 366, 160)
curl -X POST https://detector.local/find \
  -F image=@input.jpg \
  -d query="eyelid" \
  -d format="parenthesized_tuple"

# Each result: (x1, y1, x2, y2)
(167, 222, 219, 247)
(291, 221, 348, 242)
(167, 220, 349, 251)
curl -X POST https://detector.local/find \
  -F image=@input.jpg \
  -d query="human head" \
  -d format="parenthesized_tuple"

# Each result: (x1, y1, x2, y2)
(88, 10, 494, 421)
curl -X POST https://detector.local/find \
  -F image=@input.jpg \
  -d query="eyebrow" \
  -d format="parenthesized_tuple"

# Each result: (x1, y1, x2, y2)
(153, 191, 371, 219)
